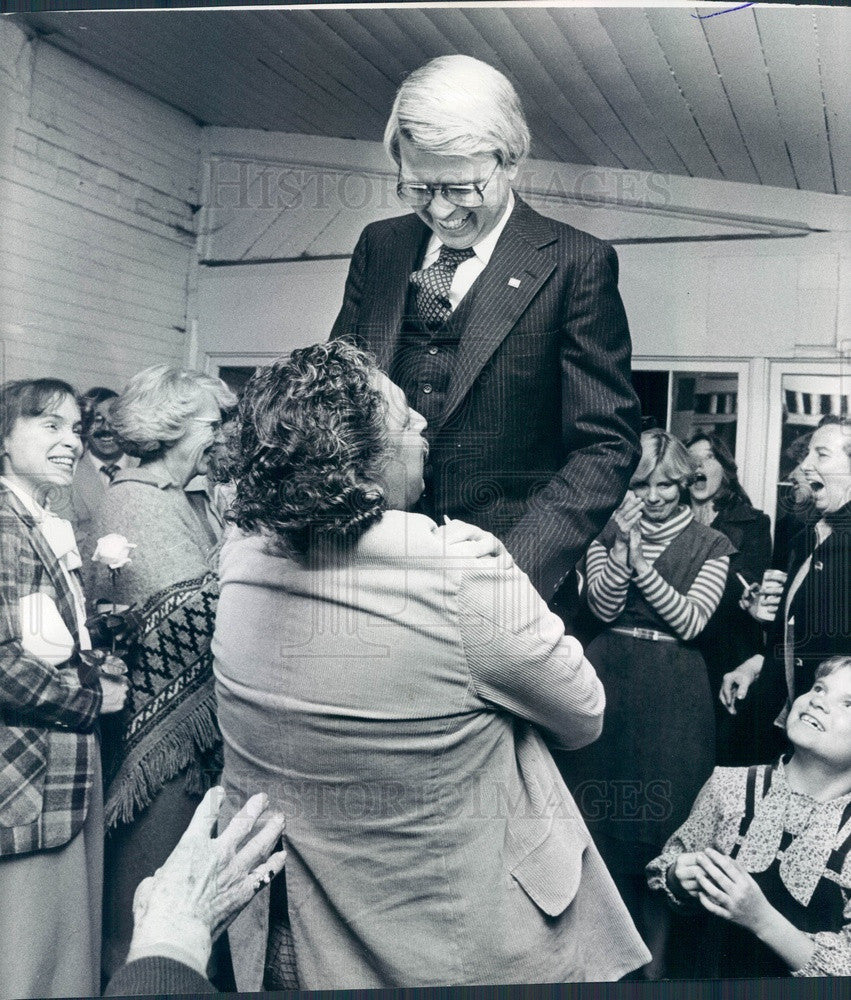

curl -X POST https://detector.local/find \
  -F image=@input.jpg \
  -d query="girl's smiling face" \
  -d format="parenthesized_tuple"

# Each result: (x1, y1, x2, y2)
(632, 466, 681, 523)
(2, 393, 83, 501)
(787, 664, 851, 770)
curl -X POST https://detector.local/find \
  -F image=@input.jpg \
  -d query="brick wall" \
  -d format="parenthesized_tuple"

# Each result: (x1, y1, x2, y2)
(0, 20, 202, 391)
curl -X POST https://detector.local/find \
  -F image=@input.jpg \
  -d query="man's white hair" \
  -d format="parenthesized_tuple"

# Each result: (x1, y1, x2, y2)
(384, 55, 531, 168)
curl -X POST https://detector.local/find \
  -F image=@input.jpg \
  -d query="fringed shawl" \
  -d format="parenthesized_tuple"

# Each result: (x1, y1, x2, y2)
(102, 573, 220, 830)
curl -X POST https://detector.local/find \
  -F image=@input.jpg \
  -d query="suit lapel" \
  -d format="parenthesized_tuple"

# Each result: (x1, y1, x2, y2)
(368, 215, 431, 372)
(434, 198, 557, 433)
(1, 486, 80, 642)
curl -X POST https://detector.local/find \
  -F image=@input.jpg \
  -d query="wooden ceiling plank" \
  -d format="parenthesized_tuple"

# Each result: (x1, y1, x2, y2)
(596, 9, 723, 180)
(698, 11, 797, 189)
(254, 10, 397, 122)
(644, 9, 760, 183)
(347, 9, 443, 79)
(813, 9, 851, 195)
(26, 13, 320, 136)
(550, 8, 690, 176)
(312, 11, 410, 88)
(415, 8, 591, 165)
(507, 8, 656, 171)
(172, 11, 376, 135)
(217, 20, 383, 138)
(41, 11, 332, 136)
(753, 9, 834, 193)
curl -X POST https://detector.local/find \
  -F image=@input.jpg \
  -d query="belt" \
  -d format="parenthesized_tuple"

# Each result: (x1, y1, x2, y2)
(608, 626, 679, 643)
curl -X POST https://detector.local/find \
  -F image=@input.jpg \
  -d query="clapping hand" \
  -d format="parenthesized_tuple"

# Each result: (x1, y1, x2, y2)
(611, 491, 643, 568)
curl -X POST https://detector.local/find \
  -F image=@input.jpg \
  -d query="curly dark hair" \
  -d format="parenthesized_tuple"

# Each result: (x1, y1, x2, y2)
(228, 341, 389, 556)
(685, 431, 753, 513)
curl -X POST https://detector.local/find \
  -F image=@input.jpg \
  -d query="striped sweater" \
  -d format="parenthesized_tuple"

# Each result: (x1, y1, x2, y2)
(587, 506, 728, 641)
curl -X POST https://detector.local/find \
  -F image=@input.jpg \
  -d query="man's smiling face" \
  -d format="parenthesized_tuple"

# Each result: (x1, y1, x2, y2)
(397, 136, 516, 250)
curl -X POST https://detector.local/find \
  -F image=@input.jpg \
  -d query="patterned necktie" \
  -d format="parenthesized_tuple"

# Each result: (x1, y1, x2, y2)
(101, 463, 120, 482)
(410, 244, 476, 327)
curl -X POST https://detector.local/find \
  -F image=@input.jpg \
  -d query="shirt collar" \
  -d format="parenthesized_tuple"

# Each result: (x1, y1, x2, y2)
(184, 474, 213, 499)
(0, 476, 47, 520)
(638, 505, 693, 541)
(424, 189, 515, 267)
(0, 476, 82, 569)
(85, 450, 130, 474)
(112, 463, 180, 490)
(736, 758, 851, 906)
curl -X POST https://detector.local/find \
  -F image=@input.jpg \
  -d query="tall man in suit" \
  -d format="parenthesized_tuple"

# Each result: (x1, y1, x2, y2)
(331, 55, 641, 603)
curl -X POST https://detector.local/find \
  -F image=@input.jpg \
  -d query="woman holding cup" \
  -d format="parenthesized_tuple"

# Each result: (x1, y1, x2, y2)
(722, 416, 851, 755)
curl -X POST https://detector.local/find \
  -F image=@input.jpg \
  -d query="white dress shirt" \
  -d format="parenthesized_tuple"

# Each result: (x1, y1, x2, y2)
(419, 190, 515, 311)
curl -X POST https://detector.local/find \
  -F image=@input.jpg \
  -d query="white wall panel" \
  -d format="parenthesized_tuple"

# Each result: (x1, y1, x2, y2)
(0, 20, 201, 390)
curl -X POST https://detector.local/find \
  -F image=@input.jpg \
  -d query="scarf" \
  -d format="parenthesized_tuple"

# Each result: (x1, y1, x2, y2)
(102, 572, 221, 829)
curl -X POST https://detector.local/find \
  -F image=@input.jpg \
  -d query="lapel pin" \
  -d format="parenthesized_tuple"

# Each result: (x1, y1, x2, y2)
(508, 277, 521, 288)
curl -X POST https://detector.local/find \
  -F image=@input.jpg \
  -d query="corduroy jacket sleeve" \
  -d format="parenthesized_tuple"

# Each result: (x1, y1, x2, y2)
(456, 545, 604, 750)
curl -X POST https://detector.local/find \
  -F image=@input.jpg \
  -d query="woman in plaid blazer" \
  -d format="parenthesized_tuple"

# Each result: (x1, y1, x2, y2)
(0, 379, 126, 999)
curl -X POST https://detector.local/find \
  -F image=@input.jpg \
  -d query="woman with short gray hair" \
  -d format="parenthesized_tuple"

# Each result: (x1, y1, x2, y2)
(95, 364, 236, 980)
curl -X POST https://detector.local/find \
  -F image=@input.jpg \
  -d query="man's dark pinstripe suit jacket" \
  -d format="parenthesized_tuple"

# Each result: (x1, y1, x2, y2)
(330, 195, 642, 601)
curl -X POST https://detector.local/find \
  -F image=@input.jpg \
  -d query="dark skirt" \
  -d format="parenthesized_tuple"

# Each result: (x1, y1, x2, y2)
(0, 745, 103, 999)
(102, 770, 202, 981)
(564, 631, 715, 873)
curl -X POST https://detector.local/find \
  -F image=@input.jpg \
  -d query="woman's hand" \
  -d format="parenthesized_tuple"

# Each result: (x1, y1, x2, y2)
(628, 526, 649, 575)
(719, 654, 764, 714)
(437, 517, 504, 559)
(611, 491, 643, 567)
(666, 853, 704, 902)
(746, 570, 788, 623)
(612, 491, 644, 542)
(99, 674, 128, 714)
(127, 787, 286, 975)
(693, 848, 772, 932)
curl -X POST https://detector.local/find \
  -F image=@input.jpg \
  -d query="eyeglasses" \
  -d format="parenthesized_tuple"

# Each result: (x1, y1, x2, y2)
(191, 416, 223, 433)
(396, 161, 500, 209)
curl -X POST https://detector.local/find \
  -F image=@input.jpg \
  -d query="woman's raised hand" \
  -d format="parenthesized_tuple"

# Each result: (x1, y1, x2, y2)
(612, 490, 644, 542)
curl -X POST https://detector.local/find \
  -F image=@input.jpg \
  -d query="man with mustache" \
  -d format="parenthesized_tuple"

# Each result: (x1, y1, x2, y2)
(62, 387, 138, 590)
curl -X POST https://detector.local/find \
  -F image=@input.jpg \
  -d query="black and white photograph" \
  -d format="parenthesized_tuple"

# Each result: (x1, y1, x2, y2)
(0, 1, 849, 996)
